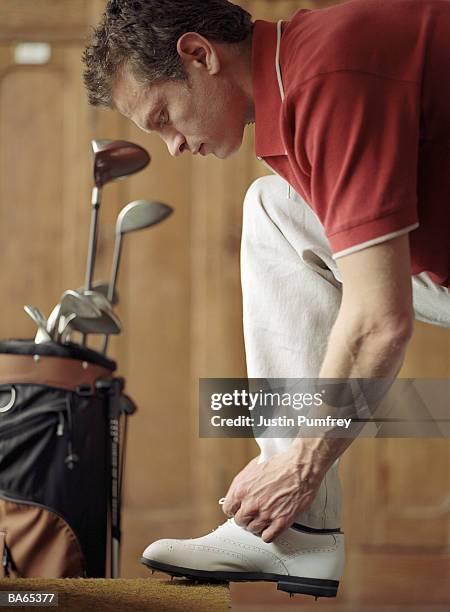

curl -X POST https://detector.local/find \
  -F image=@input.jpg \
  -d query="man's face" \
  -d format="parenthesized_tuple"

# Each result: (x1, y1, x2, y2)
(113, 63, 250, 159)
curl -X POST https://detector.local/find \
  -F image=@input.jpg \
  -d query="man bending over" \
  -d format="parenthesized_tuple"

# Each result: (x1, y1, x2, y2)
(83, 0, 450, 598)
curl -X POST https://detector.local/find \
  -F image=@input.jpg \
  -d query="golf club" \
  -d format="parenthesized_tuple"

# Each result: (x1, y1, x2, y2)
(83, 290, 116, 315)
(101, 200, 173, 354)
(84, 140, 151, 293)
(76, 290, 122, 340)
(33, 306, 48, 331)
(67, 286, 120, 345)
(24, 305, 52, 344)
(78, 281, 119, 306)
(67, 310, 121, 337)
(24, 305, 46, 330)
(55, 313, 77, 343)
(48, 290, 102, 342)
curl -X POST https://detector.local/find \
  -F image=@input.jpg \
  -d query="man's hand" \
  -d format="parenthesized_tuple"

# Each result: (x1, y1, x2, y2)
(222, 445, 325, 543)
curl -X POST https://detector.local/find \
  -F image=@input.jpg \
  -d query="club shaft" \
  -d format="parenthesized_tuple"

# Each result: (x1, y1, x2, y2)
(102, 234, 123, 354)
(83, 187, 102, 346)
(85, 187, 102, 291)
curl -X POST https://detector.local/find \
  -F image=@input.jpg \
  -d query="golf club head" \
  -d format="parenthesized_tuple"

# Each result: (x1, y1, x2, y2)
(77, 282, 119, 306)
(24, 305, 52, 342)
(35, 328, 52, 344)
(82, 290, 115, 313)
(59, 290, 102, 319)
(46, 303, 61, 337)
(53, 290, 103, 343)
(116, 200, 173, 236)
(24, 305, 42, 329)
(91, 282, 119, 306)
(56, 313, 77, 343)
(92, 140, 150, 188)
(68, 311, 122, 336)
(33, 306, 47, 329)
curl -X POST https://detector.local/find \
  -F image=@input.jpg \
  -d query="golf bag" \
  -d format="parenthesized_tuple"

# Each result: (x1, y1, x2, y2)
(0, 340, 134, 578)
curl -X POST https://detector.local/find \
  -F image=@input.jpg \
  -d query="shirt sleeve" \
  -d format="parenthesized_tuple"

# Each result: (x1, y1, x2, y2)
(287, 71, 420, 257)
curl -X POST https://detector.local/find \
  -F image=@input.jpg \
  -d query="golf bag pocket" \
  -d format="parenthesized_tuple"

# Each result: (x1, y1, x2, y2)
(0, 499, 84, 578)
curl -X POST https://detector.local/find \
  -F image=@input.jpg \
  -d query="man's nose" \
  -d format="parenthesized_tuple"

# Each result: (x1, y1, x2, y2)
(165, 132, 187, 157)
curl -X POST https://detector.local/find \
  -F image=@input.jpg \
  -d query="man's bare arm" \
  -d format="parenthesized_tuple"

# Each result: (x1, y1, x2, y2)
(223, 233, 415, 541)
(290, 233, 414, 470)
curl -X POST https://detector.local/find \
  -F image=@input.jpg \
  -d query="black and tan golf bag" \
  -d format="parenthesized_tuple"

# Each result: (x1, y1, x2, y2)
(0, 340, 135, 578)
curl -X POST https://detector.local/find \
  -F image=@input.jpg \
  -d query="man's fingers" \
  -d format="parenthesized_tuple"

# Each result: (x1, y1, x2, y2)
(234, 505, 258, 528)
(222, 496, 241, 517)
(261, 518, 287, 543)
(246, 518, 270, 536)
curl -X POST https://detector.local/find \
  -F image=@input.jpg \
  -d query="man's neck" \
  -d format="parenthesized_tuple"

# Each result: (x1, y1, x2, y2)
(241, 29, 256, 123)
(220, 30, 255, 124)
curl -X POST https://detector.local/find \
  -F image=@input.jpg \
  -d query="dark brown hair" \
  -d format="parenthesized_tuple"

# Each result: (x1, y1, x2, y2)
(82, 0, 253, 107)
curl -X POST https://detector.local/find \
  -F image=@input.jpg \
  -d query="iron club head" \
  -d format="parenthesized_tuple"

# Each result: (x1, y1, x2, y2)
(68, 311, 122, 336)
(24, 305, 52, 343)
(49, 290, 102, 342)
(77, 282, 119, 306)
(82, 289, 115, 312)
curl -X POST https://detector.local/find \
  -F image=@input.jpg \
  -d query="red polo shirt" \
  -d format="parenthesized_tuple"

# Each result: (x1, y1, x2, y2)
(252, 0, 450, 288)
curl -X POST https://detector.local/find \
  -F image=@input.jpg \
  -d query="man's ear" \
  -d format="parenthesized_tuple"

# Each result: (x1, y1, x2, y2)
(176, 32, 221, 75)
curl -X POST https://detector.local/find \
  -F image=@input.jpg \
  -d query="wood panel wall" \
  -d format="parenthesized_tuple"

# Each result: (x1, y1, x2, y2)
(0, 0, 448, 583)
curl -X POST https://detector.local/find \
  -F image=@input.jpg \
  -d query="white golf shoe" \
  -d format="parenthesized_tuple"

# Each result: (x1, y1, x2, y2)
(141, 518, 344, 598)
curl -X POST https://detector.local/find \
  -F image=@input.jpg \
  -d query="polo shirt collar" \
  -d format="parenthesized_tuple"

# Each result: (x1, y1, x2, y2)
(252, 20, 286, 158)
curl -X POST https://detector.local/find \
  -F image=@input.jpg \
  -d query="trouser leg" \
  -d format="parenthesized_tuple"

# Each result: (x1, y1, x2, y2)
(241, 175, 343, 529)
(240, 175, 450, 529)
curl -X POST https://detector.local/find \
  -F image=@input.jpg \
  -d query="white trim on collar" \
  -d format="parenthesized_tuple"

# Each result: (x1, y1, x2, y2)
(276, 20, 285, 101)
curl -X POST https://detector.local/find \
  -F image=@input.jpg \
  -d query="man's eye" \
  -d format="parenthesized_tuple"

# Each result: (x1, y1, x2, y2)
(158, 110, 168, 128)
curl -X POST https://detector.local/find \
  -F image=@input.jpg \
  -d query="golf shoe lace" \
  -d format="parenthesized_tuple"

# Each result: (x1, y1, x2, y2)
(212, 498, 233, 530)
